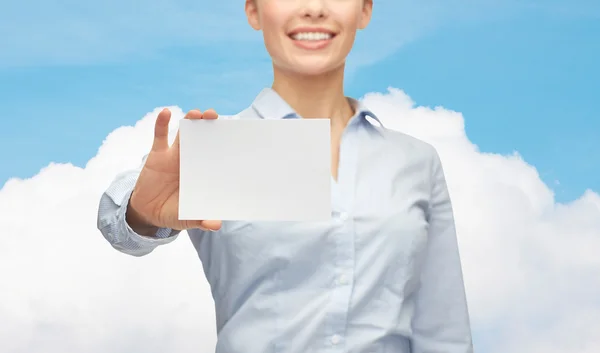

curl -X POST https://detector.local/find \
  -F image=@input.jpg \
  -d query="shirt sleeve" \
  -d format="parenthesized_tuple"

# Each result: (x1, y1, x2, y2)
(96, 155, 181, 257)
(411, 148, 474, 353)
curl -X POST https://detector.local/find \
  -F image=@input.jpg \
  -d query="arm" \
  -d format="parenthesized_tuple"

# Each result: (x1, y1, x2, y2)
(411, 149, 473, 353)
(96, 155, 180, 257)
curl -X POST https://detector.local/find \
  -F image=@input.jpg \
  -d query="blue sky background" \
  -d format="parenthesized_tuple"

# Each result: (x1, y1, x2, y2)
(1, 0, 599, 351)
(1, 0, 598, 206)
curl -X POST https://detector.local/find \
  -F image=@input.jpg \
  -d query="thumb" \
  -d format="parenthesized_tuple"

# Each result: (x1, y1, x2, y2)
(180, 219, 222, 231)
(151, 108, 171, 152)
(198, 220, 222, 232)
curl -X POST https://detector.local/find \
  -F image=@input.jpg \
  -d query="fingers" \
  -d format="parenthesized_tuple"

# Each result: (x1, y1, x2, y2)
(185, 108, 218, 120)
(185, 109, 204, 120)
(202, 109, 219, 120)
(173, 109, 219, 149)
(151, 108, 171, 152)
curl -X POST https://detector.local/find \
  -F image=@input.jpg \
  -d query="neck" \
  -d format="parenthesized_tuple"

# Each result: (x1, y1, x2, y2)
(271, 63, 355, 129)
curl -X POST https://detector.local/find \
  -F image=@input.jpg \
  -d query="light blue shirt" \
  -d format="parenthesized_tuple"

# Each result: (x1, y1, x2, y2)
(97, 88, 473, 353)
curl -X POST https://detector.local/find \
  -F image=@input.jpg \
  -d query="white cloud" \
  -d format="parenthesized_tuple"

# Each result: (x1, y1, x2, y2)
(0, 107, 217, 353)
(1, 88, 599, 352)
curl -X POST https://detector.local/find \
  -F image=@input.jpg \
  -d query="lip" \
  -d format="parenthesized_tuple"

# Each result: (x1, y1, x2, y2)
(288, 27, 338, 51)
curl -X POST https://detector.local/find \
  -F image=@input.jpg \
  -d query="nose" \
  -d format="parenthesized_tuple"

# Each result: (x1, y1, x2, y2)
(301, 0, 328, 19)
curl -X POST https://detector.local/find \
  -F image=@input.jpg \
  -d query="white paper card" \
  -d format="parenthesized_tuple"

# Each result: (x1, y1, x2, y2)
(178, 118, 331, 221)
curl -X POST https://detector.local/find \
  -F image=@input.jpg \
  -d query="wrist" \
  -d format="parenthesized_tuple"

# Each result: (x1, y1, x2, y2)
(127, 194, 160, 236)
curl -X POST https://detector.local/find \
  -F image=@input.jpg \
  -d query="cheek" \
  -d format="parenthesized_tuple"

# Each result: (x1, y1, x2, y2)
(334, 10, 363, 42)
(261, 28, 286, 62)
(260, 10, 288, 54)
(342, 12, 363, 31)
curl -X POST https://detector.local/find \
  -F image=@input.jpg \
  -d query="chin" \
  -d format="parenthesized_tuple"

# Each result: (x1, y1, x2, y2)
(283, 60, 345, 78)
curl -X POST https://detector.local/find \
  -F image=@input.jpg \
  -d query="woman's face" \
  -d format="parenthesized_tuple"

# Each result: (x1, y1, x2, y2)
(246, 0, 372, 77)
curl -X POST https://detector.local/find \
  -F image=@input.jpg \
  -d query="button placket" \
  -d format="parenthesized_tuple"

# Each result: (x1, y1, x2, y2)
(323, 121, 359, 352)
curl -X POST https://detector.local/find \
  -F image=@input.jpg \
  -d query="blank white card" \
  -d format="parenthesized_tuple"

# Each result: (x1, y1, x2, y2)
(178, 118, 331, 222)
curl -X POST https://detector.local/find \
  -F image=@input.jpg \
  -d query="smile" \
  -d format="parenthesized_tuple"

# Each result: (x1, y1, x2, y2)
(288, 28, 337, 50)
(290, 32, 334, 41)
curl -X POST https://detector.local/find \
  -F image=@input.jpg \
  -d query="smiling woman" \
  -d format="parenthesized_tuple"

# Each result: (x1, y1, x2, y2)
(247, 0, 369, 77)
(96, 0, 474, 352)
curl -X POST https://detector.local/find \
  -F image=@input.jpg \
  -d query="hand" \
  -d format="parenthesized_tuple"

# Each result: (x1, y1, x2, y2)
(127, 108, 222, 232)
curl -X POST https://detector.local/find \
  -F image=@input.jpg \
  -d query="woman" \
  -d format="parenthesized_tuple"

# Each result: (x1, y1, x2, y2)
(97, 0, 473, 352)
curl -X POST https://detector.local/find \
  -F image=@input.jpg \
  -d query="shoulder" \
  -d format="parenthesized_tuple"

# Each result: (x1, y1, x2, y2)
(377, 125, 441, 168)
(355, 97, 438, 164)
(375, 127, 448, 200)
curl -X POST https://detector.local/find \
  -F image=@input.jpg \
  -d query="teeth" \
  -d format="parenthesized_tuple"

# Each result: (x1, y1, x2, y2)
(292, 32, 332, 41)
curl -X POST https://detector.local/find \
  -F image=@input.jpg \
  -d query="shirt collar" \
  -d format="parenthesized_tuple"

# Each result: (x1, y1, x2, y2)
(250, 87, 385, 133)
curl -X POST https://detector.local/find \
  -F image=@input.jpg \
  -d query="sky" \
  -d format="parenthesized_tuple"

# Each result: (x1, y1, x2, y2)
(1, 0, 599, 352)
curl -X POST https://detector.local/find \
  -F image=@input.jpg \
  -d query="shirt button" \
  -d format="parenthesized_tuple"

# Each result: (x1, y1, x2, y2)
(330, 335, 341, 345)
(338, 212, 348, 221)
(337, 275, 348, 285)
